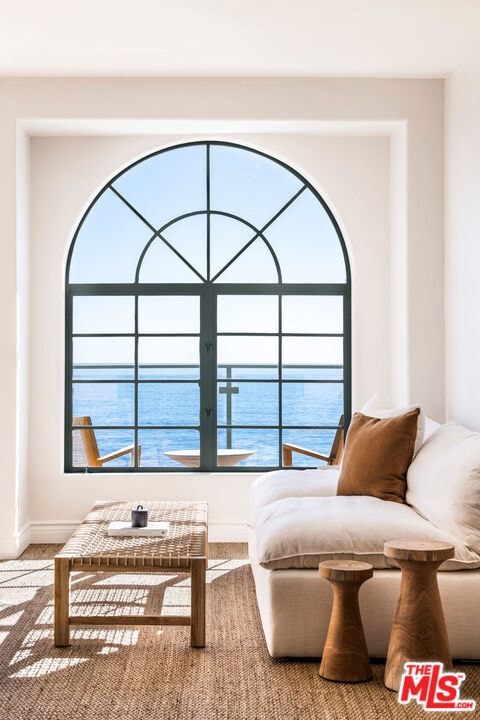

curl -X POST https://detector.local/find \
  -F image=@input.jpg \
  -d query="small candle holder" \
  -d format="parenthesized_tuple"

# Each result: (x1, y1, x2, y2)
(131, 504, 148, 528)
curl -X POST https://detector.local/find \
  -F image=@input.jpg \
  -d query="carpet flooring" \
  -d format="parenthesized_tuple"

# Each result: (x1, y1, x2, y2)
(0, 543, 478, 719)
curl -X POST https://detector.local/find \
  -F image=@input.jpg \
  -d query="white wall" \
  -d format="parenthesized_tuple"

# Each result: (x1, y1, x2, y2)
(28, 131, 390, 532)
(445, 57, 480, 431)
(0, 77, 445, 557)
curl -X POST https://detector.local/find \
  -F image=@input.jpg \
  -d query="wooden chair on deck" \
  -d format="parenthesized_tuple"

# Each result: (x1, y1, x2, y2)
(282, 415, 344, 467)
(72, 416, 141, 467)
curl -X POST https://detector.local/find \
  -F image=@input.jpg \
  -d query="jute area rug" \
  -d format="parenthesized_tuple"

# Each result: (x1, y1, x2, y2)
(0, 543, 478, 720)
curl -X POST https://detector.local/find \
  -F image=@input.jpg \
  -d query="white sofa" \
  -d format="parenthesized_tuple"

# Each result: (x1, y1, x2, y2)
(248, 418, 480, 659)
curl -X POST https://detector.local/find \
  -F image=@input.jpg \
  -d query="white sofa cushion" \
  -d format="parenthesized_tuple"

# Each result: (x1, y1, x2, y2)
(249, 467, 340, 524)
(406, 421, 480, 554)
(252, 494, 480, 571)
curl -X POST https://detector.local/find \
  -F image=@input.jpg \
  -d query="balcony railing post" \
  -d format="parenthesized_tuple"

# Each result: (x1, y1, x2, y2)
(219, 365, 239, 449)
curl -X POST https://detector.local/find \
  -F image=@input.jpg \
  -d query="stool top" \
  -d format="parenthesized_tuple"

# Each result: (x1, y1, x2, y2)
(319, 559, 373, 583)
(384, 539, 455, 563)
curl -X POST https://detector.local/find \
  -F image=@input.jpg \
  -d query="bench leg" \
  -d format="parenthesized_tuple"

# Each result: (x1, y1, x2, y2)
(190, 558, 206, 647)
(54, 557, 71, 647)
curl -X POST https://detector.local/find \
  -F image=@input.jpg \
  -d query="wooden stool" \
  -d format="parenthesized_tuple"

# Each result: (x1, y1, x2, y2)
(384, 539, 455, 691)
(319, 560, 373, 682)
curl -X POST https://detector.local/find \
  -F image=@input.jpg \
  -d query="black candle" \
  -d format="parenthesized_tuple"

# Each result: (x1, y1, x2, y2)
(131, 504, 148, 528)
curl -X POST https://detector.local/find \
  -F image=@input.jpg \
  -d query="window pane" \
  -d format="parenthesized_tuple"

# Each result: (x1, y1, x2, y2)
(282, 365, 343, 381)
(140, 365, 199, 381)
(209, 215, 256, 279)
(265, 189, 347, 282)
(138, 237, 203, 283)
(73, 365, 134, 381)
(217, 381, 278, 425)
(282, 428, 340, 467)
(137, 429, 200, 467)
(73, 383, 134, 425)
(217, 336, 278, 365)
(138, 337, 199, 369)
(161, 215, 207, 279)
(138, 383, 199, 426)
(213, 238, 279, 283)
(210, 145, 302, 229)
(282, 382, 343, 426)
(217, 295, 278, 333)
(72, 428, 135, 467)
(282, 296, 343, 334)
(112, 145, 207, 231)
(73, 296, 135, 334)
(69, 189, 152, 283)
(282, 337, 343, 365)
(217, 429, 278, 466)
(73, 337, 134, 369)
(138, 296, 200, 334)
(218, 365, 278, 380)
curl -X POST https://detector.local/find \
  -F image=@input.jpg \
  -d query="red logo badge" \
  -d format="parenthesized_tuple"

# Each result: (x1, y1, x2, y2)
(398, 662, 476, 712)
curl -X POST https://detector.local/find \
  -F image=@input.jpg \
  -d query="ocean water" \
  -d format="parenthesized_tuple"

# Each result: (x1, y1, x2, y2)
(72, 365, 344, 468)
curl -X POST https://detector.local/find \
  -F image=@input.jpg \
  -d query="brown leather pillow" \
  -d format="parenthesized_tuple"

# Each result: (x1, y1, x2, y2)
(336, 408, 420, 503)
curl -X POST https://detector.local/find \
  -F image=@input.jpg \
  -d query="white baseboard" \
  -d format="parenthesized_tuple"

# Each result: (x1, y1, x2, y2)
(207, 523, 248, 543)
(28, 520, 248, 546)
(0, 521, 248, 557)
(0, 524, 31, 559)
(29, 523, 79, 544)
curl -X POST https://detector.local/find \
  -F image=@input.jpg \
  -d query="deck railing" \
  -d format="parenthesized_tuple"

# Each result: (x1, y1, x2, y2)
(72, 362, 344, 454)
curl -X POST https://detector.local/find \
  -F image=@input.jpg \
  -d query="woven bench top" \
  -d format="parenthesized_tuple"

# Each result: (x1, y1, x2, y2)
(55, 500, 208, 568)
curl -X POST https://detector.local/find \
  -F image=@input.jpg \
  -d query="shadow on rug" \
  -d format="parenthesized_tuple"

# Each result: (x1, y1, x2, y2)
(0, 543, 478, 719)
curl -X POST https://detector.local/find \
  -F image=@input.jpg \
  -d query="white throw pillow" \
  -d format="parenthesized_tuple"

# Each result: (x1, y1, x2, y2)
(360, 393, 425, 457)
(423, 415, 442, 441)
(406, 421, 480, 554)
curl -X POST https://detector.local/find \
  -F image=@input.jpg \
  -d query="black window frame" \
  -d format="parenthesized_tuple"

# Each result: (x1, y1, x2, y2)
(65, 140, 351, 473)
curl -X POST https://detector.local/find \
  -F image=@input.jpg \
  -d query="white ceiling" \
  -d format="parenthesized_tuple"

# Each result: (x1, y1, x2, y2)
(0, 0, 477, 78)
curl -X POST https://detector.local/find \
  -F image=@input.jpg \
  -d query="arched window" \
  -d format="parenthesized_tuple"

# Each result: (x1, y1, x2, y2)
(65, 141, 351, 472)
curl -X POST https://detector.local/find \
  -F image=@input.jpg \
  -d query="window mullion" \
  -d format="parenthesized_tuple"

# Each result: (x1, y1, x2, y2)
(343, 288, 352, 434)
(65, 290, 74, 470)
(134, 294, 139, 468)
(199, 286, 217, 470)
(206, 143, 211, 282)
(278, 293, 283, 466)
